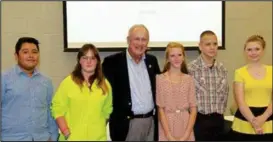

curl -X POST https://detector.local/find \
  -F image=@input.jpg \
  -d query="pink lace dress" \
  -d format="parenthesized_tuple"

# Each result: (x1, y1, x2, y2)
(156, 73, 197, 141)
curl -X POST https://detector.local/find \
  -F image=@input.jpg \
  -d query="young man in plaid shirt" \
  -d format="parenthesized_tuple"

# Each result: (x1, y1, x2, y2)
(188, 30, 229, 141)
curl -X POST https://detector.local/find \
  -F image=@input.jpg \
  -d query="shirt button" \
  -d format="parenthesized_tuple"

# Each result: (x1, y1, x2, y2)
(127, 116, 131, 119)
(128, 102, 131, 105)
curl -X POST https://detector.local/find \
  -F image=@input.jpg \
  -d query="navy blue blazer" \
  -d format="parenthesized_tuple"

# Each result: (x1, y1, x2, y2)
(102, 51, 161, 141)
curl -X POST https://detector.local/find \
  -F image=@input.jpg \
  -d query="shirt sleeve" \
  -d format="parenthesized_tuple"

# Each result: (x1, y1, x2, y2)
(51, 78, 69, 119)
(102, 79, 113, 119)
(156, 75, 165, 108)
(234, 69, 244, 83)
(47, 80, 59, 141)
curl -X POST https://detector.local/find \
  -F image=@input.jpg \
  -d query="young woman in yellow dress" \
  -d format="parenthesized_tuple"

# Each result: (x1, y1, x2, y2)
(230, 35, 272, 141)
(51, 44, 112, 141)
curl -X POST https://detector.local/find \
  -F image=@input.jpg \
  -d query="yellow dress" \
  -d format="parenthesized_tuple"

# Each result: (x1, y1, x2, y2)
(51, 75, 113, 141)
(231, 65, 272, 134)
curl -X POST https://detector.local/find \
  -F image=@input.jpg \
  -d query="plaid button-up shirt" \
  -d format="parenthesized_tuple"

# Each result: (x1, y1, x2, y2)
(188, 56, 229, 115)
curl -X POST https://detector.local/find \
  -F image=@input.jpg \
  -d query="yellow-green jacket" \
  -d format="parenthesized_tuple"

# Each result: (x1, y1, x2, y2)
(51, 75, 112, 141)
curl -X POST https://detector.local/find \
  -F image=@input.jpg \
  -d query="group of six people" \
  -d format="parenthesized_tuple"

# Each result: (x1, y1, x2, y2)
(1, 24, 272, 141)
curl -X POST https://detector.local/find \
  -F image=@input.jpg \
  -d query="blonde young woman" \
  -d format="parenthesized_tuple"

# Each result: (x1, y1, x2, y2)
(51, 44, 112, 141)
(230, 35, 272, 141)
(156, 42, 197, 141)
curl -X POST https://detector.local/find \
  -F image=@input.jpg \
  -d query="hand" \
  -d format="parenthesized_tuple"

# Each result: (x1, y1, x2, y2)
(254, 127, 264, 135)
(64, 132, 71, 140)
(250, 117, 259, 128)
(179, 136, 186, 141)
(167, 134, 177, 141)
(250, 116, 265, 135)
(179, 133, 190, 141)
(254, 115, 267, 128)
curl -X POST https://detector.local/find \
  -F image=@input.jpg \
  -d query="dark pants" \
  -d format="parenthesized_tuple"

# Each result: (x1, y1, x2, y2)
(194, 112, 225, 141)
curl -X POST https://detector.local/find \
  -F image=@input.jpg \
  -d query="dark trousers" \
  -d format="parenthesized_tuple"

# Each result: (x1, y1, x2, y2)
(194, 112, 225, 141)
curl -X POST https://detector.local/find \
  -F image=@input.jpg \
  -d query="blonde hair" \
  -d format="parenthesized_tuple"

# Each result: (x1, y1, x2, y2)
(244, 35, 266, 49)
(162, 42, 188, 74)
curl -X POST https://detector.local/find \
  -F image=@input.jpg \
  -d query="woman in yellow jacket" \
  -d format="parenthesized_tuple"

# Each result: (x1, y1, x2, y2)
(51, 44, 112, 141)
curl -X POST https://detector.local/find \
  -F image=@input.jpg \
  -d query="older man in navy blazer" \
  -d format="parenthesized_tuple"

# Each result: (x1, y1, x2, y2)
(102, 24, 161, 141)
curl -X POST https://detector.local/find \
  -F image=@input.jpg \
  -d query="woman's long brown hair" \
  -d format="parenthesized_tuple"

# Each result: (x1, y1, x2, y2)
(162, 42, 188, 74)
(71, 43, 109, 95)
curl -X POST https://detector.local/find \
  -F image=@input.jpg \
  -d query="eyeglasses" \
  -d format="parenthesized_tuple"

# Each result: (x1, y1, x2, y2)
(81, 56, 96, 61)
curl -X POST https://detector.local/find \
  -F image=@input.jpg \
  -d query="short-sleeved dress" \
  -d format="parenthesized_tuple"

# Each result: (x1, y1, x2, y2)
(156, 73, 197, 141)
(232, 65, 272, 134)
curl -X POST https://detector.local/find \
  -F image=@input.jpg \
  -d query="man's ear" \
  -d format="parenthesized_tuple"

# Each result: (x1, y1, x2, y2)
(14, 52, 18, 61)
(198, 42, 202, 51)
(126, 36, 130, 45)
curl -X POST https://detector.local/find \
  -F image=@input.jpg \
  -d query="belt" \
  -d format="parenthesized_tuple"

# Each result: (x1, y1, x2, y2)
(132, 110, 154, 119)
(165, 108, 189, 113)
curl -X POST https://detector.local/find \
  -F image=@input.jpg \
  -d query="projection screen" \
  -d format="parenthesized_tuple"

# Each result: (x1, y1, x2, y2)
(63, 1, 225, 51)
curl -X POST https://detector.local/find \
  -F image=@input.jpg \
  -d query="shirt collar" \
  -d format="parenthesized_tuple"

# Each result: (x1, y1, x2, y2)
(15, 64, 40, 76)
(198, 55, 218, 69)
(126, 49, 146, 62)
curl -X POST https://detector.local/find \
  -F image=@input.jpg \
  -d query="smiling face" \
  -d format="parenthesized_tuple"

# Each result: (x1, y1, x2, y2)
(244, 35, 266, 63)
(168, 47, 184, 70)
(163, 42, 188, 73)
(127, 25, 149, 58)
(244, 41, 264, 63)
(15, 42, 39, 71)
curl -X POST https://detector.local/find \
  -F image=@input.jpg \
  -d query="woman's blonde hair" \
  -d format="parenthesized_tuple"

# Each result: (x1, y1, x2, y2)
(244, 35, 266, 49)
(162, 42, 188, 74)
